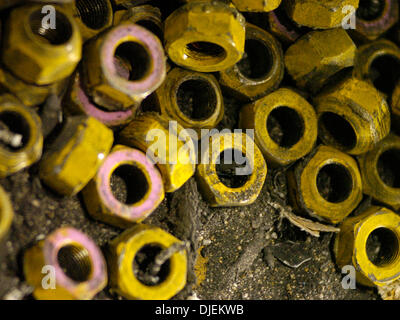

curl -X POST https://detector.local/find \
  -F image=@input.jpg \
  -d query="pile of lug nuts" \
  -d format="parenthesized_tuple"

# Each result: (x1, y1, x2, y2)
(0, 0, 400, 300)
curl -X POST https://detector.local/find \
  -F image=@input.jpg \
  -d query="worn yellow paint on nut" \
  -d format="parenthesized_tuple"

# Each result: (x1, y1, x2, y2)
(107, 224, 187, 300)
(39, 116, 114, 196)
(240, 88, 317, 166)
(196, 132, 267, 207)
(285, 0, 359, 29)
(164, 1, 246, 72)
(232, 0, 281, 12)
(2, 4, 82, 85)
(118, 113, 196, 192)
(285, 29, 356, 93)
(315, 76, 391, 155)
(0, 185, 13, 243)
(334, 206, 400, 287)
(0, 94, 43, 177)
(287, 145, 362, 224)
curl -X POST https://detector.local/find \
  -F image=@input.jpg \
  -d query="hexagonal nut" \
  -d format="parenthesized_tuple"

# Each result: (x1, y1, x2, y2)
(107, 224, 187, 300)
(118, 113, 196, 193)
(287, 145, 362, 224)
(155, 67, 224, 130)
(24, 227, 107, 300)
(164, 1, 246, 72)
(358, 134, 400, 210)
(0, 67, 65, 108)
(0, 94, 43, 177)
(0, 185, 13, 243)
(82, 23, 166, 111)
(285, 29, 356, 94)
(2, 4, 82, 85)
(334, 206, 400, 287)
(232, 0, 282, 12)
(219, 23, 284, 101)
(196, 132, 267, 207)
(61, 0, 113, 42)
(315, 76, 391, 155)
(39, 115, 114, 196)
(82, 145, 165, 228)
(285, 0, 360, 29)
(352, 0, 399, 41)
(239, 88, 318, 166)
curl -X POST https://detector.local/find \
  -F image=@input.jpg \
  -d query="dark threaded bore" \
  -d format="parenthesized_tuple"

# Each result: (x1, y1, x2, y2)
(110, 164, 149, 205)
(29, 9, 73, 45)
(185, 42, 226, 61)
(133, 244, 171, 286)
(377, 149, 400, 188)
(266, 106, 304, 148)
(113, 41, 151, 81)
(356, 0, 385, 21)
(216, 149, 251, 188)
(319, 112, 357, 151)
(76, 0, 110, 30)
(176, 78, 217, 120)
(0, 111, 30, 151)
(237, 39, 273, 80)
(369, 55, 400, 96)
(316, 163, 353, 203)
(57, 244, 93, 282)
(366, 228, 399, 267)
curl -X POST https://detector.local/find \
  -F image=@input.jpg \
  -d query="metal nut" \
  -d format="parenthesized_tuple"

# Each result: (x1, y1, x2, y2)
(0, 185, 13, 243)
(231, 0, 282, 12)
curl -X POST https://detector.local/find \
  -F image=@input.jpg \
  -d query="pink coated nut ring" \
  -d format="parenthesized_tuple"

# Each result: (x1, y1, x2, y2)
(23, 227, 107, 300)
(82, 23, 166, 111)
(82, 145, 165, 228)
(65, 72, 135, 127)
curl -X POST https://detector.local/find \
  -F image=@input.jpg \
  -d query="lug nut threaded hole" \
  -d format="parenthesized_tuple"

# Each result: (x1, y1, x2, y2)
(366, 228, 399, 267)
(57, 244, 93, 282)
(267, 106, 304, 148)
(185, 41, 226, 62)
(113, 42, 151, 81)
(133, 244, 171, 286)
(176, 79, 217, 120)
(76, 0, 110, 30)
(0, 111, 30, 151)
(317, 163, 353, 203)
(237, 39, 273, 80)
(216, 148, 251, 188)
(356, 0, 385, 21)
(377, 149, 400, 188)
(319, 112, 357, 151)
(369, 55, 400, 96)
(30, 9, 73, 45)
(110, 164, 149, 205)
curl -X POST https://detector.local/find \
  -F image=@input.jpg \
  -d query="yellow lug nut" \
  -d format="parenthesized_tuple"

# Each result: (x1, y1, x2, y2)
(2, 4, 82, 85)
(119, 113, 196, 193)
(334, 206, 400, 287)
(164, 1, 246, 72)
(232, 0, 281, 12)
(0, 94, 43, 177)
(315, 76, 391, 155)
(239, 88, 318, 167)
(24, 227, 108, 300)
(358, 134, 400, 210)
(62, 0, 113, 42)
(107, 224, 187, 300)
(82, 145, 165, 228)
(353, 40, 400, 97)
(0, 185, 13, 243)
(219, 23, 284, 101)
(39, 115, 114, 196)
(155, 67, 224, 131)
(113, 5, 163, 41)
(196, 132, 267, 207)
(287, 145, 363, 224)
(285, 29, 356, 94)
(284, 0, 360, 29)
